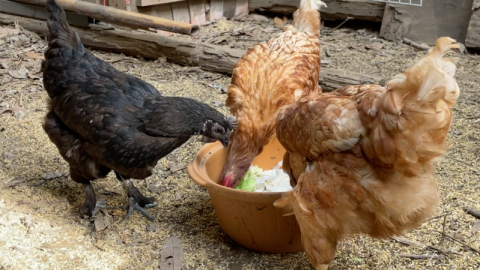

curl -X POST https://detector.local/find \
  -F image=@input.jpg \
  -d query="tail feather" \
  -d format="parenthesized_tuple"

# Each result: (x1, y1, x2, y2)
(428, 37, 461, 57)
(45, 0, 84, 54)
(292, 0, 327, 36)
(387, 37, 460, 109)
(364, 37, 460, 172)
(299, 0, 327, 10)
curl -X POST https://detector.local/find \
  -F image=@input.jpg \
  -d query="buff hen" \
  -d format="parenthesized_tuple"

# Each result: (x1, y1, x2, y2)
(274, 37, 461, 269)
(221, 0, 327, 187)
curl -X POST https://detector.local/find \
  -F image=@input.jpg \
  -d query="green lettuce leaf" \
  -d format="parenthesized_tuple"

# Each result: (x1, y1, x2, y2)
(235, 166, 263, 192)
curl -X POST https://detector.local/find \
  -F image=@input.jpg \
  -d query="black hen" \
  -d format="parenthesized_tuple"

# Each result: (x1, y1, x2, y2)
(42, 0, 237, 222)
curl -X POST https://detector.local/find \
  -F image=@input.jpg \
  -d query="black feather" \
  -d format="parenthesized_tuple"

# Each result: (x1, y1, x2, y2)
(42, 0, 232, 185)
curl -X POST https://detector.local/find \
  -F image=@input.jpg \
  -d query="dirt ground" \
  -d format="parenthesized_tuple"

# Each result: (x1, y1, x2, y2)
(0, 13, 480, 270)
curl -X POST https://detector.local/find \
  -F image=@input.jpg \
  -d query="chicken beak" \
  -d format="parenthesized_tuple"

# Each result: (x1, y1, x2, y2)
(201, 135, 217, 144)
(220, 138, 229, 148)
(221, 130, 232, 148)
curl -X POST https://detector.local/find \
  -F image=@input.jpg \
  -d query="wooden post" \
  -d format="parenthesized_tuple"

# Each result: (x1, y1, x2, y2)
(171, 1, 190, 23)
(235, 0, 248, 17)
(209, 0, 224, 20)
(223, 0, 235, 18)
(188, 0, 206, 25)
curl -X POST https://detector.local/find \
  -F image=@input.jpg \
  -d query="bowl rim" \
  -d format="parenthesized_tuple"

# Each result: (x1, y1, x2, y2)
(187, 141, 287, 197)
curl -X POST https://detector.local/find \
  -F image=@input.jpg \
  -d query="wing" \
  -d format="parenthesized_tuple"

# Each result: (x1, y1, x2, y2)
(85, 51, 161, 101)
(96, 132, 188, 177)
(48, 50, 162, 144)
(331, 84, 385, 120)
(282, 151, 308, 188)
(276, 94, 365, 160)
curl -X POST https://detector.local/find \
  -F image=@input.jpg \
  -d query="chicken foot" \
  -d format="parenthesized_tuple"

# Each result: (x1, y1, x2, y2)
(115, 172, 157, 222)
(80, 183, 110, 218)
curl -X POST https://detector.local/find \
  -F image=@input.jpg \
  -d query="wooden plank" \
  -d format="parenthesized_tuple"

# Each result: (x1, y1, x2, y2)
(127, 0, 138, 12)
(12, 0, 199, 34)
(172, 1, 190, 23)
(209, 0, 224, 20)
(136, 6, 155, 15)
(0, 12, 383, 91)
(137, 2, 174, 18)
(319, 69, 382, 92)
(235, 0, 248, 17)
(188, 0, 206, 25)
(222, 0, 235, 18)
(154, 3, 175, 36)
(0, 0, 89, 27)
(136, 2, 174, 35)
(248, 0, 386, 22)
(466, 0, 480, 48)
(155, 3, 174, 19)
(82, 0, 101, 4)
(380, 0, 474, 45)
(136, 0, 183, 7)
(109, 0, 127, 10)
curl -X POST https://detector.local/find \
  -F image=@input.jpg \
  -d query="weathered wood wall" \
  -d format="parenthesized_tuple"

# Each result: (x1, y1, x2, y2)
(380, 0, 474, 45)
(466, 0, 480, 48)
(0, 0, 89, 27)
(0, 12, 383, 91)
(120, 0, 246, 26)
(248, 0, 386, 22)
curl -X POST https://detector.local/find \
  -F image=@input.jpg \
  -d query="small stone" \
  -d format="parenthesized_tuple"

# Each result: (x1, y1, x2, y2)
(3, 152, 17, 159)
(147, 223, 157, 232)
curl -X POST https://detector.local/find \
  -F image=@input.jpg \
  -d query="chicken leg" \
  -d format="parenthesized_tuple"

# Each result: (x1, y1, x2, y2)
(80, 183, 109, 218)
(115, 172, 157, 222)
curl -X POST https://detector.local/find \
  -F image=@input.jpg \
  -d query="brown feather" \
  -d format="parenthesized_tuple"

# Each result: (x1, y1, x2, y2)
(274, 37, 460, 269)
(221, 0, 324, 187)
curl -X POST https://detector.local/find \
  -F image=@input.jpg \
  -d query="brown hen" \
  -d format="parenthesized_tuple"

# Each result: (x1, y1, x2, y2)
(221, 0, 327, 187)
(274, 37, 461, 270)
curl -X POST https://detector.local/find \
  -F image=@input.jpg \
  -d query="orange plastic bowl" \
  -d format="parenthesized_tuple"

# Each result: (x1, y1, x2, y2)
(187, 138, 303, 253)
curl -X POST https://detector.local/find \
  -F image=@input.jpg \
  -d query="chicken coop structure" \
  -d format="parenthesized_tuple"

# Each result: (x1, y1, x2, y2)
(83, 0, 248, 26)
(0, 0, 479, 50)
(372, 0, 422, 6)
(249, 0, 477, 48)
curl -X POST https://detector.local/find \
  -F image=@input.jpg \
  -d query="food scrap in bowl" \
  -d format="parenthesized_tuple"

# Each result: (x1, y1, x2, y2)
(235, 161, 292, 192)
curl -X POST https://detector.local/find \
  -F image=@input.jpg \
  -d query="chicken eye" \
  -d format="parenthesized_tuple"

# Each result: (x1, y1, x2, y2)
(214, 128, 223, 134)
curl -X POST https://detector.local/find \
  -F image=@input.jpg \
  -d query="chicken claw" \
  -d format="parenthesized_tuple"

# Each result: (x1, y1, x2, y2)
(90, 201, 108, 218)
(115, 172, 157, 222)
(123, 197, 157, 222)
